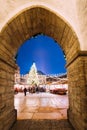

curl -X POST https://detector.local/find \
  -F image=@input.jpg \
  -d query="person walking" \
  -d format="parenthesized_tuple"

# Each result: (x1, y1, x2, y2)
(24, 87, 27, 96)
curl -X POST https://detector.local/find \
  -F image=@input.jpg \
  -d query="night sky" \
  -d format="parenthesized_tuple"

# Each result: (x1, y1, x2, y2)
(16, 34, 66, 75)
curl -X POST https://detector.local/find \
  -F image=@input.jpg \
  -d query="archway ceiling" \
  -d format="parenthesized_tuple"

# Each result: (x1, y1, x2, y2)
(0, 7, 80, 67)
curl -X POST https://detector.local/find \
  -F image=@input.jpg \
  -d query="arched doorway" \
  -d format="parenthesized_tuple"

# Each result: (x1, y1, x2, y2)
(14, 33, 68, 121)
(0, 6, 86, 130)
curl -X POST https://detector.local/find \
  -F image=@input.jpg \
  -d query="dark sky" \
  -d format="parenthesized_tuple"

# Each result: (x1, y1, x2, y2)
(16, 34, 66, 75)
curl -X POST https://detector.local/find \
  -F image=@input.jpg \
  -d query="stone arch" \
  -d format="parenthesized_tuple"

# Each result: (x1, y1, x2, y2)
(0, 6, 86, 130)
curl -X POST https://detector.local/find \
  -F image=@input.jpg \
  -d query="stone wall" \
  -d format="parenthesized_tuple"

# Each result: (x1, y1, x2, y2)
(0, 60, 17, 130)
(67, 51, 87, 130)
(0, 0, 87, 50)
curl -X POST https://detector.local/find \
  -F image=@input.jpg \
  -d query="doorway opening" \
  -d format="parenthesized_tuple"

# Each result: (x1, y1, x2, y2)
(14, 34, 68, 120)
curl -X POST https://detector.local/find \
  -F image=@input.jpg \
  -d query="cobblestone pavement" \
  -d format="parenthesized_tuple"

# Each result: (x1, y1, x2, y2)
(10, 92, 74, 130)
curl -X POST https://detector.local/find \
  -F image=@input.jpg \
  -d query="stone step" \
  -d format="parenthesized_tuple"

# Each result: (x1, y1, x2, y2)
(10, 119, 74, 130)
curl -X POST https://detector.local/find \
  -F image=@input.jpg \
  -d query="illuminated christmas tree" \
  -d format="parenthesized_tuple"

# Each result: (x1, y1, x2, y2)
(27, 62, 39, 86)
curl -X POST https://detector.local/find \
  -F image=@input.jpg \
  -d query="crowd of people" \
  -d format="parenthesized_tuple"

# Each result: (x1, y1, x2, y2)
(14, 85, 46, 96)
(14, 84, 68, 96)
